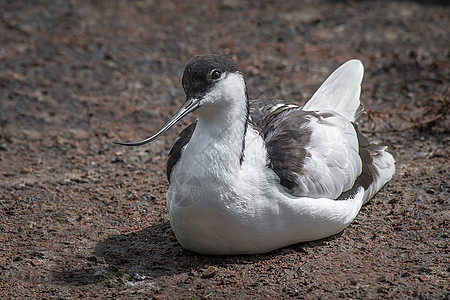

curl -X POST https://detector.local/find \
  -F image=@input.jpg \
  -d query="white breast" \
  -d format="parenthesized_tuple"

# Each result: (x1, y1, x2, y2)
(166, 127, 366, 254)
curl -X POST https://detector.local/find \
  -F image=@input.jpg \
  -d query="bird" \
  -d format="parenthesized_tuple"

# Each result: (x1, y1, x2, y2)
(115, 54, 395, 255)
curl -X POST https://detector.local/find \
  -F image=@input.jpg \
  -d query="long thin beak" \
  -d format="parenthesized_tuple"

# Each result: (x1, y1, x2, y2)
(113, 98, 200, 146)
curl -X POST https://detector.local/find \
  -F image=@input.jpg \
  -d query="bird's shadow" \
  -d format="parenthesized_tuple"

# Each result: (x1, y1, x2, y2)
(54, 220, 342, 286)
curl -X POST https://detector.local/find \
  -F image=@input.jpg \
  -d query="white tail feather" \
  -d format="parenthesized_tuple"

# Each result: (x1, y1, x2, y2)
(302, 59, 364, 122)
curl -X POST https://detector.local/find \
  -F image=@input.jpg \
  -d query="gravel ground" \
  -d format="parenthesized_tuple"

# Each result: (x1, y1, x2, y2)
(0, 0, 449, 299)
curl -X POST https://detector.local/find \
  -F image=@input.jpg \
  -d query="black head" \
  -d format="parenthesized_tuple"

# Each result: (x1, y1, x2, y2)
(182, 54, 240, 100)
(113, 54, 243, 147)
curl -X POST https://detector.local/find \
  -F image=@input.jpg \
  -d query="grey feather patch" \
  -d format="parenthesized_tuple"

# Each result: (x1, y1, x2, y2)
(249, 99, 315, 193)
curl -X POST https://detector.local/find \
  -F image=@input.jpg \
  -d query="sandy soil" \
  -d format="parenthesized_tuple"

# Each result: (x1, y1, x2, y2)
(0, 0, 449, 299)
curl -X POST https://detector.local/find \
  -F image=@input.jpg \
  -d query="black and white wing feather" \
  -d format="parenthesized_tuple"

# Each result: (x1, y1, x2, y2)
(250, 60, 394, 200)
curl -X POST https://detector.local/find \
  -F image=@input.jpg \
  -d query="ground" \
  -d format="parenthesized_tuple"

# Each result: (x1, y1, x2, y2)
(0, 0, 449, 299)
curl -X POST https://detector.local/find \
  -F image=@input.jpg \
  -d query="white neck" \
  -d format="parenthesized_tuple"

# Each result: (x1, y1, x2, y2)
(180, 73, 248, 176)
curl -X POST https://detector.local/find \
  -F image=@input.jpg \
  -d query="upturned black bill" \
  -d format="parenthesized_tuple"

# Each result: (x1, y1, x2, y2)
(113, 98, 200, 146)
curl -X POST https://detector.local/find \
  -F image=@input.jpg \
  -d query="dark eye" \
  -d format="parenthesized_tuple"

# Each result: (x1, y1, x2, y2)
(211, 70, 221, 80)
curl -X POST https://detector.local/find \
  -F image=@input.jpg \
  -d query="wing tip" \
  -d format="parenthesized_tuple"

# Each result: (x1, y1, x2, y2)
(341, 59, 364, 78)
(345, 58, 364, 67)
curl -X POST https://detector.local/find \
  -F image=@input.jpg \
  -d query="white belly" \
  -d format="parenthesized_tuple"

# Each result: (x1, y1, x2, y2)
(166, 128, 365, 255)
(167, 180, 364, 255)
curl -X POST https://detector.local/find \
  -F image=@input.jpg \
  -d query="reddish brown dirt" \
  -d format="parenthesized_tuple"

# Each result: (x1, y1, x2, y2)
(0, 1, 449, 299)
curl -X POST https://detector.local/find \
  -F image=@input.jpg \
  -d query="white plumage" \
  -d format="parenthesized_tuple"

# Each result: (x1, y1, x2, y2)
(303, 59, 364, 121)
(115, 55, 395, 255)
